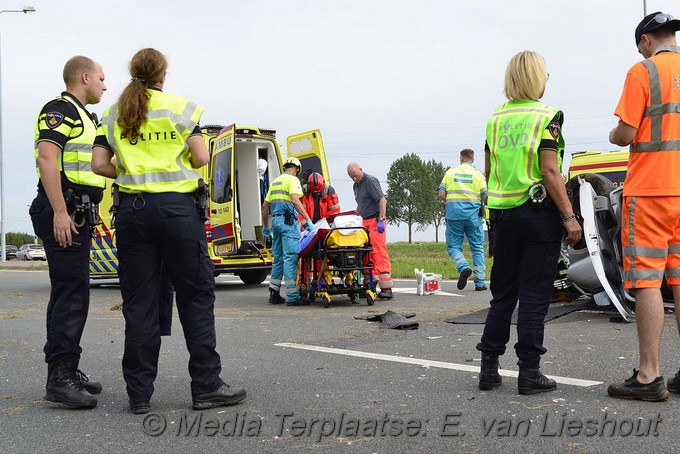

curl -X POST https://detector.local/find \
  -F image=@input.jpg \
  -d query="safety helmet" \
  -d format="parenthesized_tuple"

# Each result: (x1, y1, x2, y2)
(283, 157, 302, 175)
(308, 172, 325, 193)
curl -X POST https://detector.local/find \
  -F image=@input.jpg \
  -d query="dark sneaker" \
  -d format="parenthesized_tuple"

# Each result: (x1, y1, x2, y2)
(268, 289, 285, 305)
(666, 369, 680, 394)
(193, 384, 246, 410)
(607, 369, 669, 401)
(377, 289, 393, 299)
(475, 285, 487, 291)
(76, 369, 102, 395)
(457, 268, 472, 290)
(129, 400, 151, 415)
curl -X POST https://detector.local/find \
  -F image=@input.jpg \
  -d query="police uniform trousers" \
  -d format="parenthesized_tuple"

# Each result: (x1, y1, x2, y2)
(268, 214, 301, 303)
(476, 200, 562, 361)
(30, 192, 92, 366)
(115, 192, 223, 402)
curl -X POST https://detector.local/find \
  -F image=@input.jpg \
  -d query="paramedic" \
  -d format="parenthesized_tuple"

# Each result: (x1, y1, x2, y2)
(607, 11, 680, 402)
(261, 157, 314, 305)
(346, 162, 394, 299)
(91, 48, 246, 414)
(300, 172, 341, 224)
(438, 149, 487, 291)
(477, 51, 581, 395)
(30, 56, 106, 409)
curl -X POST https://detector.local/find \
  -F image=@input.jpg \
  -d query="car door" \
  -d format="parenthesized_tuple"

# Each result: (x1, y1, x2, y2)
(209, 125, 238, 255)
(286, 129, 330, 185)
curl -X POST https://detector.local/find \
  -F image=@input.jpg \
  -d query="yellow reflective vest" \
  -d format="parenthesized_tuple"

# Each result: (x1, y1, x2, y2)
(485, 100, 564, 209)
(34, 94, 106, 188)
(98, 89, 203, 194)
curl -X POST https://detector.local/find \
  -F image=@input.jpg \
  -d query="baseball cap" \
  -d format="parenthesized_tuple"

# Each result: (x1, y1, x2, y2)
(635, 11, 680, 45)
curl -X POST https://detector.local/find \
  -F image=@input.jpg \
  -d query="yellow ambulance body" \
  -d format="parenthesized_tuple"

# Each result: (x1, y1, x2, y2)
(89, 125, 330, 285)
(567, 150, 629, 187)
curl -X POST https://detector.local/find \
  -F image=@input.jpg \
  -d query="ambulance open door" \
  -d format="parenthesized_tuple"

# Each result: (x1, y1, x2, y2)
(209, 125, 238, 256)
(286, 129, 330, 185)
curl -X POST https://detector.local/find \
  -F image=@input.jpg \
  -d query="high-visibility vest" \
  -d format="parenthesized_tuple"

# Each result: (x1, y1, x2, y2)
(300, 184, 340, 223)
(622, 45, 680, 196)
(266, 173, 303, 215)
(485, 100, 564, 209)
(34, 95, 106, 188)
(440, 163, 485, 204)
(99, 90, 203, 194)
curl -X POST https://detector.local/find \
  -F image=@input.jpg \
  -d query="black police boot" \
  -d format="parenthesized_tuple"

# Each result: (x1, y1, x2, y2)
(45, 359, 97, 409)
(517, 358, 556, 395)
(479, 354, 502, 390)
(193, 383, 247, 410)
(268, 288, 284, 305)
(75, 369, 103, 395)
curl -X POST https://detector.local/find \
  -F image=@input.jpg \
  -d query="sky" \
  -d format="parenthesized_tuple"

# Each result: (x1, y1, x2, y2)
(0, 0, 676, 243)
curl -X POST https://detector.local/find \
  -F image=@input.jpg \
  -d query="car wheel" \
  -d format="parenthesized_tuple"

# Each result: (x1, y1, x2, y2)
(237, 269, 268, 285)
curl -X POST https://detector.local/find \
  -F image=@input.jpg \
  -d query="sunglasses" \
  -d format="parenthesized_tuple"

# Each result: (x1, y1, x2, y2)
(641, 13, 675, 32)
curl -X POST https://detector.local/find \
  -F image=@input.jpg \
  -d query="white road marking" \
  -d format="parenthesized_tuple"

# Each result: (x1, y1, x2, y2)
(390, 287, 462, 297)
(275, 342, 603, 387)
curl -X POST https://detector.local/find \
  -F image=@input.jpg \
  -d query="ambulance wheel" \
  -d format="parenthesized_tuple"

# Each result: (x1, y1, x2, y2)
(566, 173, 615, 199)
(238, 269, 268, 285)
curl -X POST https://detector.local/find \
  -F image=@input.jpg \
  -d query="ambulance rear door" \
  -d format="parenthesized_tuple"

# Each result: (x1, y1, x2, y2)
(209, 125, 238, 256)
(286, 129, 330, 184)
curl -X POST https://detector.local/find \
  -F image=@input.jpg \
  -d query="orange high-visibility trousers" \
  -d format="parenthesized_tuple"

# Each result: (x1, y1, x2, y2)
(622, 195, 680, 289)
(362, 217, 393, 289)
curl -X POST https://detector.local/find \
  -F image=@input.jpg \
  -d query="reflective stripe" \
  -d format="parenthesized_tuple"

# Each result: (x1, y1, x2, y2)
(628, 197, 638, 287)
(642, 59, 662, 143)
(667, 268, 680, 278)
(526, 120, 542, 181)
(490, 107, 556, 116)
(116, 169, 200, 185)
(487, 189, 527, 199)
(669, 243, 680, 255)
(634, 140, 680, 152)
(622, 245, 668, 259)
(62, 161, 93, 172)
(624, 268, 665, 281)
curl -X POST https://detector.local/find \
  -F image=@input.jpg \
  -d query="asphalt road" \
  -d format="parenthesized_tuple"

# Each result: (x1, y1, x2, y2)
(1, 266, 679, 454)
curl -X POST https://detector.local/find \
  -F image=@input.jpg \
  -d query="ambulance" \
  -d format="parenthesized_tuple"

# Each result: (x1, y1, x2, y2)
(567, 150, 629, 187)
(89, 124, 330, 285)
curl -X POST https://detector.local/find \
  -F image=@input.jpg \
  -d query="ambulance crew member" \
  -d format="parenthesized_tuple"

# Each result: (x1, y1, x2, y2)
(438, 149, 488, 291)
(477, 51, 581, 395)
(261, 158, 313, 305)
(300, 172, 340, 224)
(30, 56, 107, 409)
(91, 48, 245, 414)
(346, 162, 394, 299)
(607, 11, 680, 402)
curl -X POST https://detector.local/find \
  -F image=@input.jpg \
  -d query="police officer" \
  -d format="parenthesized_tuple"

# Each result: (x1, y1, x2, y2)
(92, 48, 245, 414)
(261, 157, 313, 305)
(478, 51, 581, 395)
(30, 56, 107, 409)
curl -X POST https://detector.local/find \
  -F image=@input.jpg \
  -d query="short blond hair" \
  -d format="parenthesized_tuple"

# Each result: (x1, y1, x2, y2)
(63, 56, 96, 87)
(503, 51, 547, 101)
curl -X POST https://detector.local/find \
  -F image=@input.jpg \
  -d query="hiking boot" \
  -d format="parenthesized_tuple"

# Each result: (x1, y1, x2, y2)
(479, 354, 502, 390)
(667, 369, 680, 394)
(457, 268, 472, 290)
(193, 384, 247, 410)
(76, 369, 102, 395)
(268, 288, 285, 305)
(377, 288, 393, 299)
(45, 360, 97, 409)
(517, 359, 556, 395)
(608, 369, 670, 401)
(475, 285, 488, 291)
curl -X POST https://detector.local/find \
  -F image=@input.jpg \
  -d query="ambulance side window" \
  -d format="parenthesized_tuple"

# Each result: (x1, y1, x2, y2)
(298, 156, 322, 185)
(213, 148, 232, 203)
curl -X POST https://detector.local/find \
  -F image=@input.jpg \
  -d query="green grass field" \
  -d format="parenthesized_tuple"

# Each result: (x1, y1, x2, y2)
(387, 241, 493, 280)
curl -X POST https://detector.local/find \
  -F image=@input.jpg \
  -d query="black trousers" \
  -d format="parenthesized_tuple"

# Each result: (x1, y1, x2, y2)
(476, 200, 562, 361)
(115, 192, 223, 402)
(30, 193, 92, 366)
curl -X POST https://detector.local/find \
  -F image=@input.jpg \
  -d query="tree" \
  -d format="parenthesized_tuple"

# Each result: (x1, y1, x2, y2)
(417, 159, 447, 243)
(385, 153, 429, 243)
(6, 231, 39, 246)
